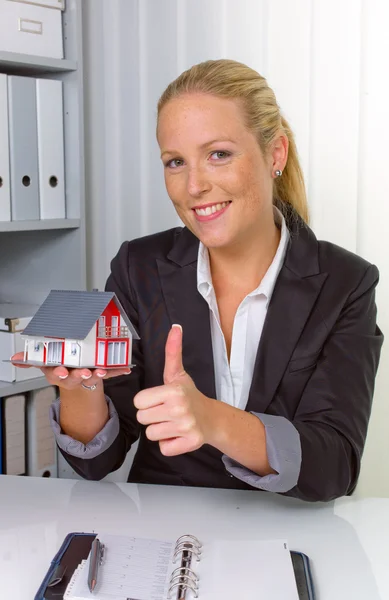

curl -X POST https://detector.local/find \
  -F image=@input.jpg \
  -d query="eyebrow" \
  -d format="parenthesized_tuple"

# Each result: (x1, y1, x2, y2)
(160, 137, 237, 159)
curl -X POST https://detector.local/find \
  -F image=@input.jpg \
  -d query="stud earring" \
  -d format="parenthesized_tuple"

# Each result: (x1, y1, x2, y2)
(275, 169, 282, 177)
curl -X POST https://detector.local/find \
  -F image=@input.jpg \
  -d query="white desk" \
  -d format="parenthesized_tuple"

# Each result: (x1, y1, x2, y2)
(0, 475, 387, 599)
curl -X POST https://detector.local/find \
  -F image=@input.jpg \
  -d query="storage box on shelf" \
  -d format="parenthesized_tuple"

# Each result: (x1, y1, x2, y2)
(0, 302, 41, 382)
(0, 0, 65, 59)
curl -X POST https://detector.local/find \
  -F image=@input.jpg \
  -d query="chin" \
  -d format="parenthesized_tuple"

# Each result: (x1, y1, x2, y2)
(181, 216, 234, 249)
(196, 232, 233, 249)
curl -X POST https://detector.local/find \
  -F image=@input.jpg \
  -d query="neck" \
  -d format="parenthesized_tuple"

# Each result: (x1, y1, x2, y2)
(208, 211, 281, 291)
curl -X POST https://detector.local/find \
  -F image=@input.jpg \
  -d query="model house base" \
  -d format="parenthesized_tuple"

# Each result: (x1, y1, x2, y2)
(13, 290, 140, 370)
(6, 359, 136, 370)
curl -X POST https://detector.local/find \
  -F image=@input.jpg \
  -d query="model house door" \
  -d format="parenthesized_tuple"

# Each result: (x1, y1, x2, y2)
(47, 341, 63, 364)
(107, 341, 127, 365)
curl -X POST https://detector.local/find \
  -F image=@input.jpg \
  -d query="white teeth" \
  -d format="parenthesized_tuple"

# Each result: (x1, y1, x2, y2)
(195, 201, 229, 216)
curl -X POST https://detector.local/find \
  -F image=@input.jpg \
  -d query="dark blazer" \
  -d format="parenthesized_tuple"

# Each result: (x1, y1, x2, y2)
(60, 214, 383, 501)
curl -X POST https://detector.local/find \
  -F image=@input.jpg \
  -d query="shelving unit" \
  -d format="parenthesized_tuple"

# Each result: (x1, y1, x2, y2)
(0, 3, 86, 415)
(0, 218, 80, 232)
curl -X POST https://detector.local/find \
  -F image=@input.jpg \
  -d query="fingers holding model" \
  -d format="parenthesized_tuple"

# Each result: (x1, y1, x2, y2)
(10, 350, 131, 391)
(134, 324, 215, 457)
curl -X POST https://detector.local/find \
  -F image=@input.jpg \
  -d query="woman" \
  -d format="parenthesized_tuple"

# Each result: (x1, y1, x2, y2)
(13, 59, 383, 502)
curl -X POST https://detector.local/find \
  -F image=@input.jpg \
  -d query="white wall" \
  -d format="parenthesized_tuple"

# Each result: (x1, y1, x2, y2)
(81, 0, 389, 496)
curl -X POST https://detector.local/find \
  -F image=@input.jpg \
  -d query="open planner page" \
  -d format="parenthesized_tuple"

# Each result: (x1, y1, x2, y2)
(197, 538, 300, 600)
(64, 534, 175, 600)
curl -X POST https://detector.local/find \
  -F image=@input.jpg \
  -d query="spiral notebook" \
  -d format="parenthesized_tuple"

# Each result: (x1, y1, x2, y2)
(62, 532, 301, 600)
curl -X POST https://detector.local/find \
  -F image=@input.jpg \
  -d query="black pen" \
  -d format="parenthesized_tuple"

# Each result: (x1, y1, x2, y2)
(88, 538, 103, 593)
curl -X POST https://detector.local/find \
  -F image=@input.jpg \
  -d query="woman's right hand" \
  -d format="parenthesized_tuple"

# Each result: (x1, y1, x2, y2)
(10, 351, 131, 390)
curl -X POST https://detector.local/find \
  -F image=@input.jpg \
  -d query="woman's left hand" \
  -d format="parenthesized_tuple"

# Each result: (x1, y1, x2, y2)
(134, 325, 214, 456)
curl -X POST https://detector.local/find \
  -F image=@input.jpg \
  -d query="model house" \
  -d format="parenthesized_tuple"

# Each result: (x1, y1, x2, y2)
(21, 290, 139, 368)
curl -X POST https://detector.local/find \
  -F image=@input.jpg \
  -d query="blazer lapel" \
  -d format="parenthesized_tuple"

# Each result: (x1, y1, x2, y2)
(156, 228, 216, 400)
(246, 218, 328, 415)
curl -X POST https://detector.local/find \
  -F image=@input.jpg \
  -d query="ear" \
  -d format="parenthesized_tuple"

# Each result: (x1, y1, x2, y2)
(270, 133, 289, 173)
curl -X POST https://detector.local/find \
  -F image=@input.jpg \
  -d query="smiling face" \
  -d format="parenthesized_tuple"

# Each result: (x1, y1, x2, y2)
(157, 93, 282, 250)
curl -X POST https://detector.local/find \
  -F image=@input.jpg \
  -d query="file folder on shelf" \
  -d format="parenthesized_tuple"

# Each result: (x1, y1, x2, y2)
(0, 74, 11, 222)
(2, 393, 26, 475)
(8, 75, 40, 221)
(36, 79, 66, 220)
(27, 386, 58, 478)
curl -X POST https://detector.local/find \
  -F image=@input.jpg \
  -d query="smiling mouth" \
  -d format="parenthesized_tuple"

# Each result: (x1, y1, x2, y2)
(193, 201, 231, 216)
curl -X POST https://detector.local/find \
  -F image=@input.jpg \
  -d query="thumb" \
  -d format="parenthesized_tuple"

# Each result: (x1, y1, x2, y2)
(163, 324, 186, 384)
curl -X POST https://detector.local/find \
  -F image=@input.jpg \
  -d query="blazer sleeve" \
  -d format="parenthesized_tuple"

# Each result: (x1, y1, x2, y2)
(285, 264, 383, 502)
(58, 242, 143, 480)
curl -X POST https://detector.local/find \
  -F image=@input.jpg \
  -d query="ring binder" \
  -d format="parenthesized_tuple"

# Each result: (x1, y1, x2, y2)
(168, 579, 198, 599)
(173, 542, 202, 562)
(175, 534, 202, 549)
(170, 566, 199, 583)
(169, 534, 202, 599)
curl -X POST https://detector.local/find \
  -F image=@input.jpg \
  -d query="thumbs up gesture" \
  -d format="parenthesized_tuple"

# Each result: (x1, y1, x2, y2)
(134, 324, 212, 456)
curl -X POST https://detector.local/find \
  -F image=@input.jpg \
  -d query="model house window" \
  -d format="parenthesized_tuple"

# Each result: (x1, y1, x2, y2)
(97, 341, 105, 365)
(98, 316, 106, 336)
(70, 343, 78, 356)
(107, 341, 127, 365)
(34, 342, 40, 352)
(119, 341, 126, 363)
(47, 342, 63, 364)
(111, 315, 119, 336)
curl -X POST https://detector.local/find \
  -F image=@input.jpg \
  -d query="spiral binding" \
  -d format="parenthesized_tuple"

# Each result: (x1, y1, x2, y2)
(168, 535, 202, 599)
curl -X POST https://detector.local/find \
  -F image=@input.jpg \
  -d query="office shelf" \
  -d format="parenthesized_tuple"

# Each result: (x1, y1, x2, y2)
(0, 51, 77, 74)
(0, 219, 80, 232)
(0, 376, 52, 398)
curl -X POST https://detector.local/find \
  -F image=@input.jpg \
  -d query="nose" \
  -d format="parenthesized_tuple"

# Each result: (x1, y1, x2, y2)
(186, 166, 212, 197)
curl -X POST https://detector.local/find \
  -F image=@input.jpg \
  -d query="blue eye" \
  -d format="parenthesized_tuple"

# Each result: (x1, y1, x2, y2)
(165, 158, 184, 168)
(164, 150, 231, 168)
(210, 151, 231, 160)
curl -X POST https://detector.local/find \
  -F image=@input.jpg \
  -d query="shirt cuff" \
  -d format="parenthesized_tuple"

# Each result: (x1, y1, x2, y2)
(49, 396, 120, 459)
(222, 413, 302, 493)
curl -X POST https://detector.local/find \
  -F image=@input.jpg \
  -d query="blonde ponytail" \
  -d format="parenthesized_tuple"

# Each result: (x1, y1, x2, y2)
(274, 117, 309, 223)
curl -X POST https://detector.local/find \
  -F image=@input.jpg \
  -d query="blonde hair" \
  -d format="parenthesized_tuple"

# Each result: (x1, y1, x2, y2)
(157, 59, 309, 224)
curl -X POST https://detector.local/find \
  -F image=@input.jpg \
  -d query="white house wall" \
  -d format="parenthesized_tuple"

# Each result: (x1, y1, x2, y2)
(26, 337, 82, 366)
(64, 340, 82, 367)
(26, 339, 44, 363)
(79, 325, 98, 366)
